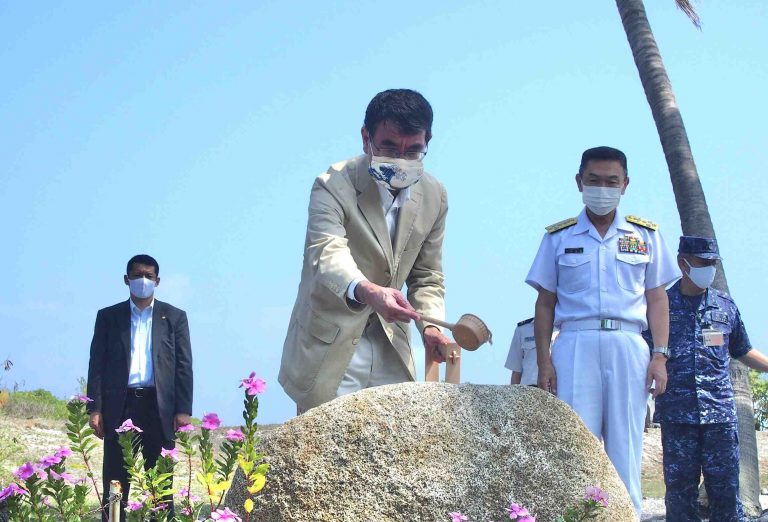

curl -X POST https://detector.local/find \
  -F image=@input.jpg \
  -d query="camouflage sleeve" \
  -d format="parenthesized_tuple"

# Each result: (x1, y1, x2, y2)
(728, 305, 751, 358)
(641, 327, 653, 353)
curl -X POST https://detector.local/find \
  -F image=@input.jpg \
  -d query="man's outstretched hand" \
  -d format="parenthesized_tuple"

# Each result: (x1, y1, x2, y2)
(355, 281, 420, 323)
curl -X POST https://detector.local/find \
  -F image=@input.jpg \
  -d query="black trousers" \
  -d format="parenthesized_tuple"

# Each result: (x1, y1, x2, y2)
(101, 388, 174, 522)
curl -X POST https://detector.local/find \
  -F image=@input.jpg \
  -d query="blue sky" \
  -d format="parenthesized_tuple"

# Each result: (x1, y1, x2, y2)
(1, 1, 766, 425)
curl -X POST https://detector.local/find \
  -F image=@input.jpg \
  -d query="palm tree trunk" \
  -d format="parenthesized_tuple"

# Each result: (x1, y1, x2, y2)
(615, 0, 761, 515)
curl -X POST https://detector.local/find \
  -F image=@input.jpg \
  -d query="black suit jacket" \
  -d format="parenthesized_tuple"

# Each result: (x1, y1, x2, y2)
(86, 299, 193, 440)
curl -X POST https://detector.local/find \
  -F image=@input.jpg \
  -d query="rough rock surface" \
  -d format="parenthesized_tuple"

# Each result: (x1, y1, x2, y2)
(226, 382, 635, 521)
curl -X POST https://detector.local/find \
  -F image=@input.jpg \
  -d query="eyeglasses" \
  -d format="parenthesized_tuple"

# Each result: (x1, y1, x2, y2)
(370, 141, 428, 161)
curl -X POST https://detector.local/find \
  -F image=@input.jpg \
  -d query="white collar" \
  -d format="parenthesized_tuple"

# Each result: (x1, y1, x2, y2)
(376, 183, 411, 210)
(129, 298, 155, 314)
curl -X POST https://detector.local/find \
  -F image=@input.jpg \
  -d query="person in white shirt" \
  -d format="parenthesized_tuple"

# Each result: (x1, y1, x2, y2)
(505, 318, 558, 386)
(86, 254, 192, 520)
(525, 146, 679, 515)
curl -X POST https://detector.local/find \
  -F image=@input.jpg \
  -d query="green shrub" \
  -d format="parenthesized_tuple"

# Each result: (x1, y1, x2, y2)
(2, 389, 68, 420)
(751, 370, 768, 431)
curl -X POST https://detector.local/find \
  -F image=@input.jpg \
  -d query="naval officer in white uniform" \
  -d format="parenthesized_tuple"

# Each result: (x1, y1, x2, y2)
(526, 146, 680, 515)
(505, 318, 558, 386)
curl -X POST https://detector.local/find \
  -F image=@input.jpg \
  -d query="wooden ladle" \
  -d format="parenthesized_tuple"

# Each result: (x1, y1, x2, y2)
(420, 313, 493, 351)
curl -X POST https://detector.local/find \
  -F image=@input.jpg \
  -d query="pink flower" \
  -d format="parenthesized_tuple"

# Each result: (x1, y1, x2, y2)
(177, 487, 200, 503)
(240, 372, 267, 395)
(160, 447, 180, 461)
(0, 483, 28, 502)
(449, 512, 469, 521)
(506, 502, 535, 522)
(39, 454, 63, 468)
(73, 394, 93, 403)
(211, 507, 242, 521)
(127, 501, 143, 512)
(13, 462, 37, 481)
(584, 486, 609, 507)
(225, 429, 246, 442)
(116, 418, 143, 433)
(176, 423, 195, 432)
(49, 470, 78, 484)
(201, 412, 221, 431)
(54, 447, 73, 459)
(151, 503, 169, 512)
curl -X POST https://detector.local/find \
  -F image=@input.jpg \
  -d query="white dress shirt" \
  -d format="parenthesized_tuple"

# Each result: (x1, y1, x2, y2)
(128, 298, 155, 387)
(504, 320, 559, 386)
(525, 208, 680, 330)
(347, 184, 411, 301)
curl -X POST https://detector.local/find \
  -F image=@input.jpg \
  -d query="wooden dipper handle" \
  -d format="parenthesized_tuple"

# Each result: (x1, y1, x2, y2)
(419, 315, 456, 330)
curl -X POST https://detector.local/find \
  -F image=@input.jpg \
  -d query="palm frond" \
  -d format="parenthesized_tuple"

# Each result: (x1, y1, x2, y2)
(675, 0, 702, 29)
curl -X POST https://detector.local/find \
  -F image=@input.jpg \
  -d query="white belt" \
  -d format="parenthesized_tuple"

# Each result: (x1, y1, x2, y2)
(559, 319, 643, 334)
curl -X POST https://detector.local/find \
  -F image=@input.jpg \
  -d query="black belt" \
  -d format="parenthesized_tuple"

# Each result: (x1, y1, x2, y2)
(126, 387, 155, 398)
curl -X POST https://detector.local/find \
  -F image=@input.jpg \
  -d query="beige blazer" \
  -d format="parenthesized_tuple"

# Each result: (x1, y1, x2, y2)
(279, 154, 448, 411)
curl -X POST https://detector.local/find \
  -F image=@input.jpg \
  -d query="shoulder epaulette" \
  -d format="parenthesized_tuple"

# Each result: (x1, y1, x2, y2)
(625, 215, 658, 231)
(517, 317, 534, 327)
(713, 288, 734, 303)
(545, 217, 577, 234)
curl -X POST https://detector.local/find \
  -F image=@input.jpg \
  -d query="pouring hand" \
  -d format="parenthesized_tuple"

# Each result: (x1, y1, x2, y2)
(424, 326, 450, 363)
(355, 281, 420, 323)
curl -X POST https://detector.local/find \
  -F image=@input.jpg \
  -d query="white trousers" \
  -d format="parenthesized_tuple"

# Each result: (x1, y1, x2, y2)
(552, 329, 649, 517)
(336, 319, 412, 397)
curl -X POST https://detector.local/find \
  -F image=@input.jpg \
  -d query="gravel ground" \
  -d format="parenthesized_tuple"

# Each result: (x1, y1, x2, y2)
(642, 496, 768, 521)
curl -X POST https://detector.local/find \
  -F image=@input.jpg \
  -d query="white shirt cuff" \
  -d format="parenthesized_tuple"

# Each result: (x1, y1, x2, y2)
(347, 278, 367, 303)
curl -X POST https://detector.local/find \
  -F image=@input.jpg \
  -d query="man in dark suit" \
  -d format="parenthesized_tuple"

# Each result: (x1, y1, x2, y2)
(86, 254, 193, 519)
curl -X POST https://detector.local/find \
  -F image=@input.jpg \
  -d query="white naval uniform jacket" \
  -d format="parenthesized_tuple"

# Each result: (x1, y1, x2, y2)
(526, 208, 680, 329)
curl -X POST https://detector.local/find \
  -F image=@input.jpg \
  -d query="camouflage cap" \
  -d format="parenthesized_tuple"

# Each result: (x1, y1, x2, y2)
(678, 235, 720, 260)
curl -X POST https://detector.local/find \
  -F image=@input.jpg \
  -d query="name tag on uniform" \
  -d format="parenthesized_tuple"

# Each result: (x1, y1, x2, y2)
(564, 247, 583, 254)
(703, 328, 724, 347)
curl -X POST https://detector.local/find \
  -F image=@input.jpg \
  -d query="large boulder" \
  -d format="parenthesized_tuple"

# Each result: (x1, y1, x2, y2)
(226, 382, 635, 521)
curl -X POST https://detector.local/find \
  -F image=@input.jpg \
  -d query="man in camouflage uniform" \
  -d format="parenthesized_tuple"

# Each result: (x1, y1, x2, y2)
(644, 236, 768, 522)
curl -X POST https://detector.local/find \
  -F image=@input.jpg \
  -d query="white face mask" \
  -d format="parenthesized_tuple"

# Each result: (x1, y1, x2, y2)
(368, 155, 423, 190)
(128, 277, 156, 299)
(581, 185, 622, 216)
(684, 259, 716, 290)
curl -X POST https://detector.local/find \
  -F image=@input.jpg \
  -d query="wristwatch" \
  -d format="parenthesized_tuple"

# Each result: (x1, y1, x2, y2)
(652, 346, 670, 358)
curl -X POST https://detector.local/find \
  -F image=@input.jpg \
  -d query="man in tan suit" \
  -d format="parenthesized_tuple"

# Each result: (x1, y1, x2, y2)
(279, 89, 452, 412)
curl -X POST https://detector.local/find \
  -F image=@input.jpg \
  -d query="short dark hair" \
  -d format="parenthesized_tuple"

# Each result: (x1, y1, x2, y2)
(127, 254, 159, 276)
(579, 146, 628, 176)
(364, 89, 434, 140)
